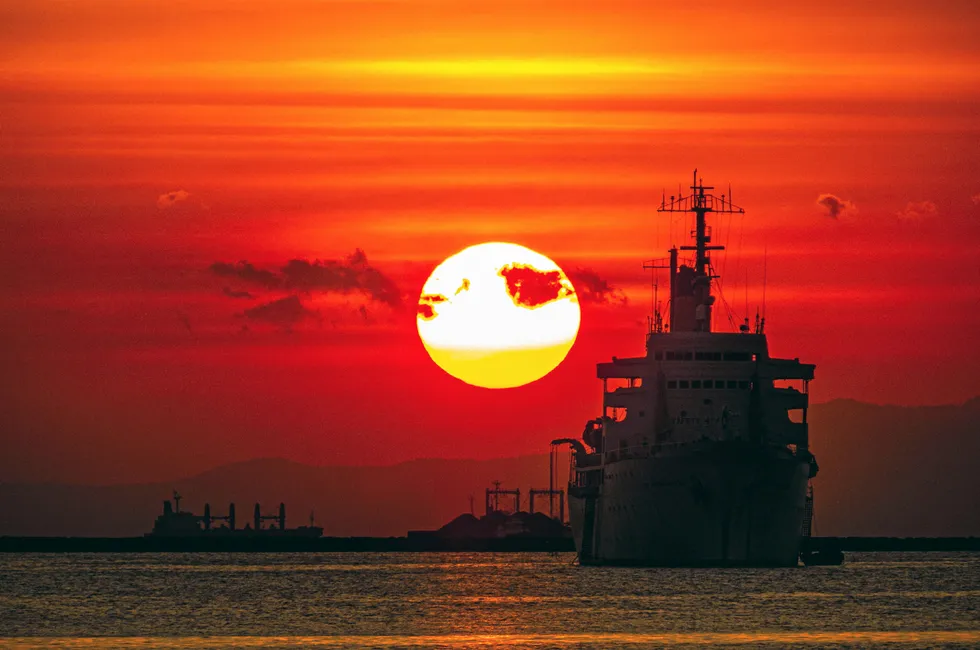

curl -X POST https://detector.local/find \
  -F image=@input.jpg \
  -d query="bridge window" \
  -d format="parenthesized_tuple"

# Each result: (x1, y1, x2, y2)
(724, 352, 752, 361)
(605, 406, 627, 422)
(695, 352, 722, 361)
(727, 380, 737, 389)
(738, 380, 750, 389)
(679, 380, 689, 389)
(703, 380, 713, 389)
(667, 380, 677, 389)
(691, 380, 701, 389)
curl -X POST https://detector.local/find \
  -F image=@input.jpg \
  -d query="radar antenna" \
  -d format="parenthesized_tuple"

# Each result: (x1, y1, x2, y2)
(656, 170, 744, 333)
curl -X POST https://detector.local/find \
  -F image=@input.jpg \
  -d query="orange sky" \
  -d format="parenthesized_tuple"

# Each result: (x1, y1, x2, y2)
(2, 0, 979, 484)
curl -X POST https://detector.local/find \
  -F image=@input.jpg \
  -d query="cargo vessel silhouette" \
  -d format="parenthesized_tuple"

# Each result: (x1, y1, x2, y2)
(146, 492, 323, 538)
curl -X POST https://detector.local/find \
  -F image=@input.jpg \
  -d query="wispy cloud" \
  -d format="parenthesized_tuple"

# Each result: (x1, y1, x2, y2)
(896, 200, 938, 221)
(282, 249, 402, 307)
(156, 189, 192, 210)
(243, 295, 315, 327)
(568, 267, 628, 305)
(222, 286, 255, 300)
(209, 261, 282, 289)
(816, 193, 857, 219)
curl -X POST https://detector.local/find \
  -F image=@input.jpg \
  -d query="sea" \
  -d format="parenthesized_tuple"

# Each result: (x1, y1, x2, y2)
(1, 552, 978, 648)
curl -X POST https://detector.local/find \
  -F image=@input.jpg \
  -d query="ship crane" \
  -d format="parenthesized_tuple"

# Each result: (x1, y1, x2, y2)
(253, 503, 287, 530)
(485, 481, 520, 516)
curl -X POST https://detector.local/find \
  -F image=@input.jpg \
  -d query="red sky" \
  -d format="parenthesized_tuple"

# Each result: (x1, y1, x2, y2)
(2, 0, 979, 484)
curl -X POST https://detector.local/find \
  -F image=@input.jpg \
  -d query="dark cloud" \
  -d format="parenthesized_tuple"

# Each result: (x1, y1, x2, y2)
(281, 249, 402, 307)
(157, 189, 191, 209)
(896, 200, 938, 221)
(222, 286, 255, 300)
(567, 268, 628, 305)
(209, 261, 281, 289)
(816, 194, 857, 219)
(243, 295, 315, 327)
(498, 263, 574, 309)
(418, 293, 448, 321)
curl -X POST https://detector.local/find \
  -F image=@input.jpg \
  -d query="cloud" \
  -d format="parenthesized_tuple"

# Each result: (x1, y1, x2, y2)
(157, 190, 192, 209)
(567, 268, 628, 305)
(816, 194, 857, 219)
(498, 263, 575, 308)
(222, 286, 255, 300)
(418, 293, 448, 320)
(243, 295, 315, 327)
(896, 200, 938, 221)
(209, 261, 281, 289)
(281, 249, 402, 307)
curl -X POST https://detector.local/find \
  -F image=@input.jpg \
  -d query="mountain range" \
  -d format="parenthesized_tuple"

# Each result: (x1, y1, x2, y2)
(2, 398, 977, 537)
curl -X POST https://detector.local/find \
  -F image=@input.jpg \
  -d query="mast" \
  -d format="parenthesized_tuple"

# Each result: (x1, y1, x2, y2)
(656, 170, 743, 333)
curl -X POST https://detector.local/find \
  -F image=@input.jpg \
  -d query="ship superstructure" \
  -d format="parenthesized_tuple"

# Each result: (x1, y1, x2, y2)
(556, 171, 818, 566)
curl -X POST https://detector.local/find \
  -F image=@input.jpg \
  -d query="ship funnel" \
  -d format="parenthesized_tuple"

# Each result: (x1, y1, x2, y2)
(229, 503, 236, 530)
(279, 503, 286, 530)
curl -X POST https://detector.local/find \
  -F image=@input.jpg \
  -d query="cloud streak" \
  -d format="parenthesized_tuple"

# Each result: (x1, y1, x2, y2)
(222, 286, 255, 300)
(243, 295, 315, 327)
(282, 249, 402, 307)
(210, 261, 281, 289)
(209, 249, 402, 307)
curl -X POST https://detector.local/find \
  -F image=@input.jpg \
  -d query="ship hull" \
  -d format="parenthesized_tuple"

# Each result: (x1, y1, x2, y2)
(569, 441, 810, 567)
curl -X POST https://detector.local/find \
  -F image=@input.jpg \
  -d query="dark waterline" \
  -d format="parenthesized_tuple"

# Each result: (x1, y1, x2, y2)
(2, 552, 979, 648)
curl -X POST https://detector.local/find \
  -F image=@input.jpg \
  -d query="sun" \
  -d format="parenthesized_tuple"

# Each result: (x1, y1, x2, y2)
(417, 242, 581, 389)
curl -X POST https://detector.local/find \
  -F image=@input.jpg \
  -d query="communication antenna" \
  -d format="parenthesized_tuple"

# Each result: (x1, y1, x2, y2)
(762, 242, 768, 333)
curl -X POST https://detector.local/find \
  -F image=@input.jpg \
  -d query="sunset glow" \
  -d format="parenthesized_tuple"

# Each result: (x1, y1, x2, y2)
(1, 0, 978, 483)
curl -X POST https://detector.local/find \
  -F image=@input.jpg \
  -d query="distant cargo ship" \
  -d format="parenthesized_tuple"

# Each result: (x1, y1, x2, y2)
(555, 171, 819, 567)
(146, 492, 323, 538)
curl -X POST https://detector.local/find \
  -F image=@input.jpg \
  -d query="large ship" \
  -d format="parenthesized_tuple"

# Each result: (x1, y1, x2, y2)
(555, 171, 818, 567)
(146, 492, 323, 538)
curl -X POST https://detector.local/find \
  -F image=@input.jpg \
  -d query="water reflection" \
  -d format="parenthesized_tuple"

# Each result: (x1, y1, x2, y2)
(0, 552, 978, 648)
(5, 631, 980, 649)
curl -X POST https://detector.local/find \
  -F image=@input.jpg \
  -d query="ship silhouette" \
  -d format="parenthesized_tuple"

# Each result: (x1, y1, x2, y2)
(147, 491, 323, 538)
(555, 171, 818, 567)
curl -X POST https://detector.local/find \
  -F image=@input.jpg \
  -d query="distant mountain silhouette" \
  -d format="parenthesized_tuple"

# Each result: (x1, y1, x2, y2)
(807, 397, 980, 537)
(2, 398, 978, 538)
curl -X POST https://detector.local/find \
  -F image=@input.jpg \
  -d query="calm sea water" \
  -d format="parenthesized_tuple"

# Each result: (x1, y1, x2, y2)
(1, 552, 978, 648)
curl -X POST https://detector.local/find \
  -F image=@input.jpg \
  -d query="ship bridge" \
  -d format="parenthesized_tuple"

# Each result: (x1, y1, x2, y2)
(573, 171, 816, 460)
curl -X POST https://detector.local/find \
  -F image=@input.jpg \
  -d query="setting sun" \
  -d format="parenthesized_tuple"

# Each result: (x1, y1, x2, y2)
(417, 242, 581, 389)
